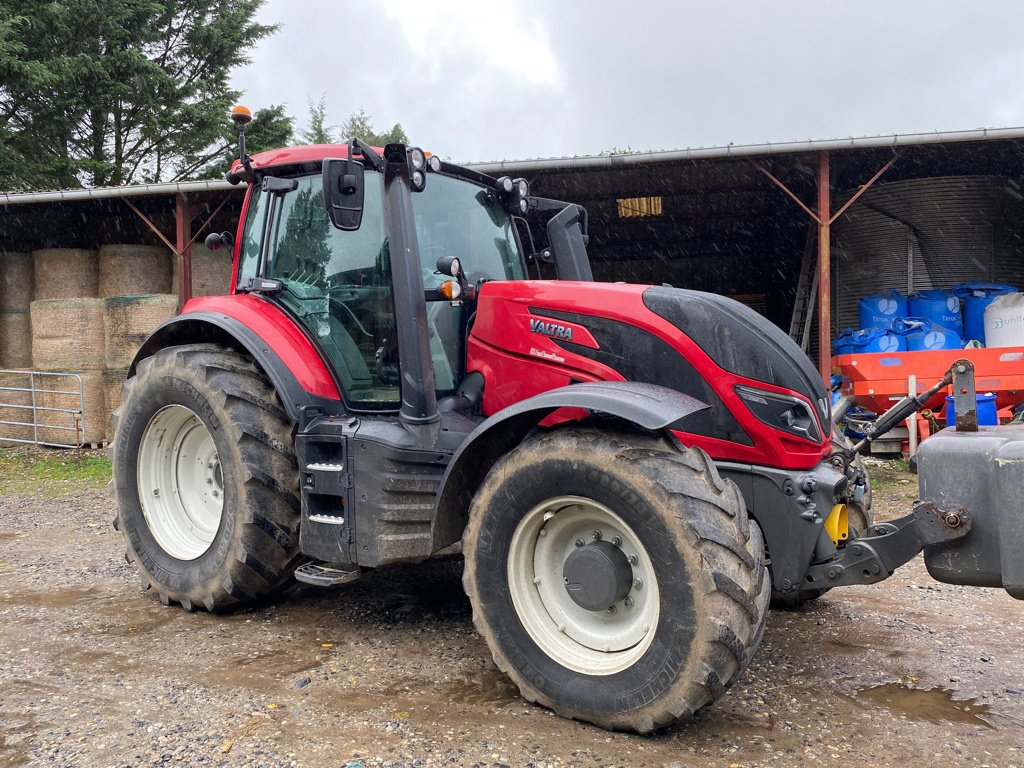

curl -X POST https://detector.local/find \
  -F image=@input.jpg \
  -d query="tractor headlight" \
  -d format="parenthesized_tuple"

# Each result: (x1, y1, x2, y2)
(497, 176, 514, 194)
(410, 147, 426, 171)
(735, 385, 822, 443)
(428, 155, 442, 172)
(515, 178, 529, 197)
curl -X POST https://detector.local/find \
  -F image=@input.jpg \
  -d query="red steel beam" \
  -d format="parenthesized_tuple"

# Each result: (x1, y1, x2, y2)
(829, 152, 901, 225)
(122, 199, 177, 254)
(817, 151, 831, 385)
(175, 193, 192, 312)
(751, 161, 822, 225)
(755, 151, 902, 383)
(122, 192, 233, 312)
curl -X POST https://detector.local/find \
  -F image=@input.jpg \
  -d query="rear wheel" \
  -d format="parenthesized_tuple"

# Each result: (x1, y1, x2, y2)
(462, 427, 769, 732)
(111, 344, 300, 611)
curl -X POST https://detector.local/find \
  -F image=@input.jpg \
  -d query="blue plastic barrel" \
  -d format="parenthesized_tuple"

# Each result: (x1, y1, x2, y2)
(945, 393, 998, 427)
(892, 317, 963, 351)
(857, 290, 907, 329)
(832, 327, 906, 355)
(908, 290, 962, 334)
(953, 282, 1019, 344)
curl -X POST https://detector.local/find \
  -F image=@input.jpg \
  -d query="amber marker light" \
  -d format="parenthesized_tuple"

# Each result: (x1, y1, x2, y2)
(438, 279, 462, 301)
(230, 104, 253, 126)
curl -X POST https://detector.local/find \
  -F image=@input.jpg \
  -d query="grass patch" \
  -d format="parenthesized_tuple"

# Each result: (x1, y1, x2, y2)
(864, 456, 913, 490)
(0, 446, 111, 497)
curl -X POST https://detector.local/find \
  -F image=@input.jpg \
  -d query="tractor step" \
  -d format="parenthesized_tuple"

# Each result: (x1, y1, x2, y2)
(294, 562, 363, 587)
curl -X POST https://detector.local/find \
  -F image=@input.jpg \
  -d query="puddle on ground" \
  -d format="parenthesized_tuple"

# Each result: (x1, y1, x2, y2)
(2, 586, 100, 609)
(854, 682, 993, 728)
(206, 649, 323, 692)
(2, 586, 188, 638)
(437, 668, 520, 707)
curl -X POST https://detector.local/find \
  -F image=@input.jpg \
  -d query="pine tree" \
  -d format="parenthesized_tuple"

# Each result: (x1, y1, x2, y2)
(300, 95, 335, 145)
(0, 0, 279, 190)
(339, 107, 409, 147)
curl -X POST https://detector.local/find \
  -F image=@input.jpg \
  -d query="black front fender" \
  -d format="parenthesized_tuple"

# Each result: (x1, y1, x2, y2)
(429, 381, 709, 551)
(129, 312, 345, 425)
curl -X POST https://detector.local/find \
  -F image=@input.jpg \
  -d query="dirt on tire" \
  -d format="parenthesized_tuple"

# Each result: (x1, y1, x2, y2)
(110, 344, 300, 612)
(462, 427, 769, 732)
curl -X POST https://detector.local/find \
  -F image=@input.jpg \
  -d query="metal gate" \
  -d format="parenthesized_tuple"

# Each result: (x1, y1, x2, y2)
(0, 370, 87, 448)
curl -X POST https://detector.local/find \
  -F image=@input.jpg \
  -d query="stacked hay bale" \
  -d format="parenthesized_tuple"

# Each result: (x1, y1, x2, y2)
(0, 251, 33, 369)
(99, 244, 173, 297)
(32, 248, 99, 300)
(103, 294, 177, 440)
(10, 244, 181, 446)
(173, 244, 232, 297)
(29, 298, 106, 445)
(103, 370, 128, 442)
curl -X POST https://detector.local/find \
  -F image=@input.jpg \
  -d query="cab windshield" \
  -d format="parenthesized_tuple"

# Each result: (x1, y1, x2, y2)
(236, 169, 524, 410)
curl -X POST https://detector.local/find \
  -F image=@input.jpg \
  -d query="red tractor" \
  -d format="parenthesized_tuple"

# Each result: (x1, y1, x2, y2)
(111, 110, 1023, 732)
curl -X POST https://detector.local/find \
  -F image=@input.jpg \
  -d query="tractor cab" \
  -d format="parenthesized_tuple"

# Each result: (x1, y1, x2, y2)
(222, 135, 590, 424)
(232, 146, 523, 411)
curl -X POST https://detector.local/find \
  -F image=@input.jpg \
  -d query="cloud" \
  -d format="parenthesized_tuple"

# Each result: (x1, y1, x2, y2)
(375, 0, 562, 87)
(231, 0, 1024, 163)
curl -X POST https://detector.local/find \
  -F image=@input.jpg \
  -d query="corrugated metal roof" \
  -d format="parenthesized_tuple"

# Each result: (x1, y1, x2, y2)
(5, 126, 1024, 205)
(0, 178, 236, 207)
(469, 127, 1024, 174)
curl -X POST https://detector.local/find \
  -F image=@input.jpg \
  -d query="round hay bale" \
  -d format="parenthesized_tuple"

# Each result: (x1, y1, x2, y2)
(104, 294, 177, 369)
(103, 368, 129, 441)
(0, 310, 32, 368)
(173, 244, 232, 297)
(30, 298, 106, 371)
(0, 251, 33, 312)
(33, 370, 105, 446)
(98, 244, 173, 297)
(32, 248, 99, 300)
(0, 371, 34, 443)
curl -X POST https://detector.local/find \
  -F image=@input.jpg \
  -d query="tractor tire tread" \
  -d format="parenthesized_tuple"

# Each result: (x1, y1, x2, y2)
(462, 426, 768, 733)
(111, 344, 300, 613)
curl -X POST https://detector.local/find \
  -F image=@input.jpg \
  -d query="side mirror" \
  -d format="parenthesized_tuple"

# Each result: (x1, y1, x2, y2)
(323, 157, 365, 231)
(204, 231, 234, 251)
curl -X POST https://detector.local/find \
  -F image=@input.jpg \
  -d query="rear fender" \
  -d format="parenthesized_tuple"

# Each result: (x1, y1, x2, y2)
(130, 300, 344, 425)
(430, 381, 708, 551)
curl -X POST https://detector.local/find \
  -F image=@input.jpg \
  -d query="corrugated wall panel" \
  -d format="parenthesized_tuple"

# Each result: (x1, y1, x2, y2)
(828, 176, 1024, 332)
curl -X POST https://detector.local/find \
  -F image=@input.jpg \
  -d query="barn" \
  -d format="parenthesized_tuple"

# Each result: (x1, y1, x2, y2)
(2, 127, 1023, 446)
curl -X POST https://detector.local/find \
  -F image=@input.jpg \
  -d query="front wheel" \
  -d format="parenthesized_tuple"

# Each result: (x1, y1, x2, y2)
(462, 427, 769, 732)
(111, 344, 301, 611)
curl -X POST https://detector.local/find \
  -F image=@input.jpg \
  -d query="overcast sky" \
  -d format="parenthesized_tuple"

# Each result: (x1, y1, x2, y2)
(231, 1, 1024, 164)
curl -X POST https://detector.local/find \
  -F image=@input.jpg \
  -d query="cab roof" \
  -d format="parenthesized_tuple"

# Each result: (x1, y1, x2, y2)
(230, 144, 384, 174)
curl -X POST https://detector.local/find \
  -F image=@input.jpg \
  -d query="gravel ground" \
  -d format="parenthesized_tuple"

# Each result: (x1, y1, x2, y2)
(0, 455, 1022, 767)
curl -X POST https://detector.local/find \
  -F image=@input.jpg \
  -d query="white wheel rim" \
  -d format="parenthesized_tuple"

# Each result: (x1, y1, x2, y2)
(137, 405, 224, 560)
(507, 495, 660, 675)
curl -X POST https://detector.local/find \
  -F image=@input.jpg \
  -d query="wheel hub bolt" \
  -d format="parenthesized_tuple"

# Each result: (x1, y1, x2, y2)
(591, 530, 602, 541)
(624, 596, 635, 608)
(628, 554, 638, 565)
(607, 605, 617, 614)
(574, 538, 585, 548)
(632, 577, 643, 590)
(611, 536, 622, 547)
